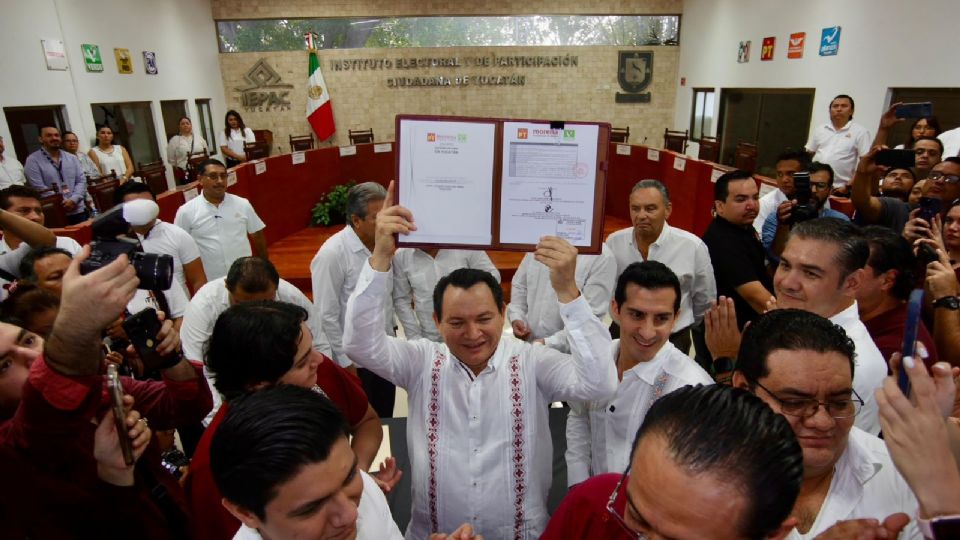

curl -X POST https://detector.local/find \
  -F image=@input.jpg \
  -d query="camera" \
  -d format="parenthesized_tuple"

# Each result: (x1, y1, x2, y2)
(79, 199, 174, 291)
(788, 171, 819, 226)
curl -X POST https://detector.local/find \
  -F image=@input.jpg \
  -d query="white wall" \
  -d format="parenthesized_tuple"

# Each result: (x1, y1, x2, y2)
(674, 0, 960, 142)
(0, 0, 226, 185)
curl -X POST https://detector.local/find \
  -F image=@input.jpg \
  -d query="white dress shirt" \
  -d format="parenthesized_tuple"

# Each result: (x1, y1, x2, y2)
(507, 248, 615, 352)
(786, 428, 919, 539)
(136, 220, 202, 300)
(310, 226, 396, 367)
(566, 340, 713, 486)
(0, 155, 26, 189)
(0, 237, 80, 301)
(343, 260, 617, 540)
(217, 127, 256, 158)
(174, 193, 265, 280)
(805, 121, 872, 186)
(0, 235, 81, 257)
(166, 134, 208, 169)
(232, 470, 404, 540)
(755, 188, 789, 235)
(829, 302, 887, 436)
(940, 127, 960, 159)
(393, 248, 501, 342)
(605, 224, 716, 330)
(181, 277, 330, 425)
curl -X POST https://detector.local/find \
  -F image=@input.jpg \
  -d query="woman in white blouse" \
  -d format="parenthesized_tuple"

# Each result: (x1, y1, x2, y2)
(88, 125, 134, 183)
(167, 116, 208, 184)
(217, 109, 255, 168)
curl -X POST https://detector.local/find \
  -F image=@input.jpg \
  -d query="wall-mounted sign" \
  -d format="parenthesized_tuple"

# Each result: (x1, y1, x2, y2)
(114, 48, 133, 74)
(737, 41, 751, 63)
(820, 26, 841, 56)
(787, 32, 806, 59)
(235, 59, 293, 112)
(760, 37, 775, 61)
(615, 51, 653, 103)
(143, 51, 158, 75)
(82, 44, 103, 72)
(42, 39, 68, 71)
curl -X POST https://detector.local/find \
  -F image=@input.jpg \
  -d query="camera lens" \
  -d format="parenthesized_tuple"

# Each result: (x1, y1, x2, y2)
(130, 252, 174, 291)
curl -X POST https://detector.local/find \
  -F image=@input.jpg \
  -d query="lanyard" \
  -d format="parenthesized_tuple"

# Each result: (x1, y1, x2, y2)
(41, 149, 65, 184)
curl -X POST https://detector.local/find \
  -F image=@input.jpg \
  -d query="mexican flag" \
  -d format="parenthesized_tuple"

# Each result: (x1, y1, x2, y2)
(306, 50, 335, 141)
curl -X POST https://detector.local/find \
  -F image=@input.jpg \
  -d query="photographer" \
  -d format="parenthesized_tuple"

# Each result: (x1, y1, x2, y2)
(762, 162, 850, 265)
(0, 245, 212, 537)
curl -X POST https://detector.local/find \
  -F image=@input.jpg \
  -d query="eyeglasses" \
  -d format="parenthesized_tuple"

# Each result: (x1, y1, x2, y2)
(203, 172, 229, 181)
(928, 171, 960, 184)
(606, 471, 647, 539)
(810, 181, 830, 191)
(753, 380, 863, 419)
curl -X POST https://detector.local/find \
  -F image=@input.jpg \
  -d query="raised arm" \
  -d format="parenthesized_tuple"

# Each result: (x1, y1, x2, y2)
(0, 208, 55, 248)
(344, 181, 426, 388)
(543, 249, 616, 352)
(850, 147, 885, 224)
(532, 236, 617, 403)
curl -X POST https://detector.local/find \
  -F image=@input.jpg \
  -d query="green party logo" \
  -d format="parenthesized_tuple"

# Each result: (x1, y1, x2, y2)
(563, 129, 576, 140)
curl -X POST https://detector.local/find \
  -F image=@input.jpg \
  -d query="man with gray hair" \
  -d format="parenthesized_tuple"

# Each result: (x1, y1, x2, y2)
(311, 181, 397, 416)
(605, 179, 716, 353)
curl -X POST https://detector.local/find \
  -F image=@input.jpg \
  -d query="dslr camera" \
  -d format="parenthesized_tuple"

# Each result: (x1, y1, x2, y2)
(79, 200, 174, 291)
(788, 171, 819, 226)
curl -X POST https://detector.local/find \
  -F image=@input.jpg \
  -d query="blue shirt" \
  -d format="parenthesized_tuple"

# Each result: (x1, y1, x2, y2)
(762, 207, 850, 265)
(23, 149, 87, 215)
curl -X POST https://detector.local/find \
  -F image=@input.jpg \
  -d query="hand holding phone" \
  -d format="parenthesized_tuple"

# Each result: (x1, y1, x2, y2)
(106, 364, 135, 466)
(875, 149, 916, 170)
(122, 308, 180, 371)
(895, 102, 933, 119)
(898, 289, 925, 397)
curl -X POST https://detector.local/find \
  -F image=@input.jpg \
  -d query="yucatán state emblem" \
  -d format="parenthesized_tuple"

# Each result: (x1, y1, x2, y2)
(616, 51, 653, 103)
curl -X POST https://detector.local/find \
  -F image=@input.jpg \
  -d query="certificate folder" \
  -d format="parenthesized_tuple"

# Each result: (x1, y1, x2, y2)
(395, 114, 610, 254)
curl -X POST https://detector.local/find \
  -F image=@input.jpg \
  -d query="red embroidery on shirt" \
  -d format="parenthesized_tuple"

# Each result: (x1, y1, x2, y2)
(427, 349, 445, 533)
(509, 354, 526, 540)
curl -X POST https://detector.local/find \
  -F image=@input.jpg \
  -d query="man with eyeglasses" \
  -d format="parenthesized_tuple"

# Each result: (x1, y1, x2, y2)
(761, 162, 849, 265)
(853, 149, 960, 236)
(543, 384, 804, 540)
(912, 137, 943, 181)
(733, 309, 919, 540)
(174, 158, 267, 280)
(754, 150, 810, 236)
(772, 218, 887, 436)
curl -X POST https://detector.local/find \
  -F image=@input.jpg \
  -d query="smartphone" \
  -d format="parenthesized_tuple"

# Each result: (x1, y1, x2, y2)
(106, 363, 135, 466)
(898, 289, 925, 397)
(875, 149, 915, 170)
(122, 308, 167, 371)
(895, 102, 933, 119)
(918, 196, 942, 224)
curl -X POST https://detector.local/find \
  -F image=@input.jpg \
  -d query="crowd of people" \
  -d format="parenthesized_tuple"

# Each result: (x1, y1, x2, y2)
(0, 92, 958, 540)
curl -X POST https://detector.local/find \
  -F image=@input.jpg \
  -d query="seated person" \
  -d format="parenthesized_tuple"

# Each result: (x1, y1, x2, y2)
(734, 309, 920, 539)
(211, 385, 480, 540)
(186, 300, 388, 540)
(543, 384, 803, 540)
(762, 162, 850, 265)
(0, 245, 212, 537)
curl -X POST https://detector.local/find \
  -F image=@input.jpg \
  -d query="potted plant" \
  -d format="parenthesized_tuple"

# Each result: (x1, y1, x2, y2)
(311, 181, 355, 226)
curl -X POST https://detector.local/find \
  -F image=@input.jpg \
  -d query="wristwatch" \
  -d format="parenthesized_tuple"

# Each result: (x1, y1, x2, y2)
(713, 356, 736, 376)
(933, 296, 960, 310)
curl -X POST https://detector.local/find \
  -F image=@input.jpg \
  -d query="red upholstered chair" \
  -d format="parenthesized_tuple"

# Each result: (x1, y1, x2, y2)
(828, 196, 855, 218)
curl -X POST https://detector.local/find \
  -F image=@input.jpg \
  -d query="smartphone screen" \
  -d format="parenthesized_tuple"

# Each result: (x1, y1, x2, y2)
(899, 289, 924, 397)
(895, 102, 933, 119)
(875, 149, 915, 170)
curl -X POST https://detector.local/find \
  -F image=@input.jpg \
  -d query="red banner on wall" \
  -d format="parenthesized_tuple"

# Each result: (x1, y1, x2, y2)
(787, 32, 806, 59)
(761, 37, 776, 61)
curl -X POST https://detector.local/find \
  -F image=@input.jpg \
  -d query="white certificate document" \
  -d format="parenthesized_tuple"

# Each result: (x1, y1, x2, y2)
(499, 122, 599, 246)
(398, 119, 496, 245)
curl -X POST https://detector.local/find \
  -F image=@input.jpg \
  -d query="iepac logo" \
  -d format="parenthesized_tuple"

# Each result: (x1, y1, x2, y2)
(427, 133, 436, 142)
(517, 128, 528, 139)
